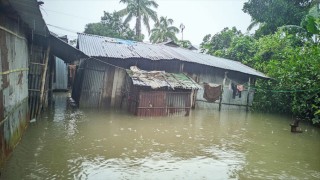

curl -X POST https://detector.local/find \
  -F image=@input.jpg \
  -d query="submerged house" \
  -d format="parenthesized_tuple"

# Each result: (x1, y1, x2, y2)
(126, 66, 202, 116)
(73, 33, 268, 112)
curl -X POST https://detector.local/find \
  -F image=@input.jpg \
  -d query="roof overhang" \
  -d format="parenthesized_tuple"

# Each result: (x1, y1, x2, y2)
(50, 33, 88, 63)
(8, 0, 49, 37)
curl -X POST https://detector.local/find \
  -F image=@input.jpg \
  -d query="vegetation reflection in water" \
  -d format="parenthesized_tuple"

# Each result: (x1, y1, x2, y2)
(1, 93, 319, 179)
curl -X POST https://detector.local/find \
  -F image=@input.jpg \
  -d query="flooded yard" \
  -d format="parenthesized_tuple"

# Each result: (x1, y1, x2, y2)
(1, 93, 320, 179)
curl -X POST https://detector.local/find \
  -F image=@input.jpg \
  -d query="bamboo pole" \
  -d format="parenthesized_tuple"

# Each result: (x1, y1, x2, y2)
(38, 46, 50, 115)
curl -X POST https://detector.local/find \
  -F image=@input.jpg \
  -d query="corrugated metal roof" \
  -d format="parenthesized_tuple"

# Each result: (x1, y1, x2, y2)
(50, 32, 88, 63)
(126, 66, 202, 90)
(8, 0, 49, 37)
(78, 33, 268, 79)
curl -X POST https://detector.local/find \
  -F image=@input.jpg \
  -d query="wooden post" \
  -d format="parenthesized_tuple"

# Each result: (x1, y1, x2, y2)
(38, 46, 50, 115)
(218, 85, 223, 111)
(219, 72, 228, 111)
(246, 77, 251, 112)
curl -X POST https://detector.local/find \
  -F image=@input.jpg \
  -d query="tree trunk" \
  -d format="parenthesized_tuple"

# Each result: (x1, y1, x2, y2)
(136, 16, 141, 38)
(135, 0, 141, 39)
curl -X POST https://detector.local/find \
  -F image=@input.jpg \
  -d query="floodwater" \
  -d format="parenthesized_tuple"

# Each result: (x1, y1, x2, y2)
(1, 93, 320, 180)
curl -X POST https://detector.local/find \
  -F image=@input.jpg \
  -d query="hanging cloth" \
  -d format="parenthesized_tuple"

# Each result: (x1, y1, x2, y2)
(237, 85, 244, 92)
(231, 82, 237, 99)
(203, 83, 222, 102)
(237, 84, 244, 98)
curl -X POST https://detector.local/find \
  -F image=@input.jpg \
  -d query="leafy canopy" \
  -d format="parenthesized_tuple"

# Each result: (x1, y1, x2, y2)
(118, 0, 158, 39)
(243, 0, 313, 37)
(149, 16, 179, 43)
(200, 27, 242, 56)
(84, 11, 139, 40)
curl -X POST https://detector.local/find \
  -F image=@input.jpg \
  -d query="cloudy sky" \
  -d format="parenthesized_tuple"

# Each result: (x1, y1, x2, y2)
(41, 0, 252, 46)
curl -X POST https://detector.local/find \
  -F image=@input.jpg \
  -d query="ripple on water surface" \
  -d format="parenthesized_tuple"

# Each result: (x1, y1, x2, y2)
(1, 93, 320, 179)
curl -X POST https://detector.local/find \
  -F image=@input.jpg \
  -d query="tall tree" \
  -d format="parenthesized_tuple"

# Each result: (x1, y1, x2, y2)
(200, 27, 242, 55)
(149, 16, 179, 43)
(84, 11, 137, 40)
(118, 0, 158, 39)
(243, 0, 313, 37)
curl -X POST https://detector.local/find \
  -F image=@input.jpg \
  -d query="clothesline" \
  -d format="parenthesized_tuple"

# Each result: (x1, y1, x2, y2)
(224, 77, 320, 93)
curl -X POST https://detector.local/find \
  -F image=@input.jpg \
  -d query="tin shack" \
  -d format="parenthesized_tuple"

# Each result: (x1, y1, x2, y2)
(125, 66, 202, 116)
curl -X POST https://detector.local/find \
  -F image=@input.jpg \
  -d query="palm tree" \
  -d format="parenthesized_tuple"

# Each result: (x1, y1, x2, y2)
(118, 0, 158, 39)
(149, 16, 180, 43)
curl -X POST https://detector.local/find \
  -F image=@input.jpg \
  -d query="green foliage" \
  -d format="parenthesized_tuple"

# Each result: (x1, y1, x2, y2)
(200, 27, 320, 124)
(243, 0, 313, 37)
(223, 35, 255, 62)
(200, 27, 242, 55)
(118, 0, 159, 38)
(301, 5, 320, 36)
(199, 1, 320, 124)
(176, 40, 192, 48)
(245, 31, 320, 124)
(84, 11, 140, 40)
(149, 16, 179, 43)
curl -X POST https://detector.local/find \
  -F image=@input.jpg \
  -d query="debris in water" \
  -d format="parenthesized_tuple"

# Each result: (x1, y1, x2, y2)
(30, 118, 36, 123)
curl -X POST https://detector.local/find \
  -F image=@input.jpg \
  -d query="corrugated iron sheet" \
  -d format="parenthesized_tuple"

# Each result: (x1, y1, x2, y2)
(78, 33, 268, 78)
(0, 21, 29, 167)
(126, 66, 202, 90)
(136, 91, 191, 117)
(79, 60, 105, 108)
(53, 57, 68, 90)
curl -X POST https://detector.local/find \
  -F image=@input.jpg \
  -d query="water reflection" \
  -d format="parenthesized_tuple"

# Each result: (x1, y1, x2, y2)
(1, 93, 319, 179)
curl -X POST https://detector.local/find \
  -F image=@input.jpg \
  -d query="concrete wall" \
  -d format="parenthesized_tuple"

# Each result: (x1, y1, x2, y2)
(0, 13, 29, 167)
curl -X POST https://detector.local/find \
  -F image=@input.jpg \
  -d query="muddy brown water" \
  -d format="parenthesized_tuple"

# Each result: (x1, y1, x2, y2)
(1, 93, 319, 179)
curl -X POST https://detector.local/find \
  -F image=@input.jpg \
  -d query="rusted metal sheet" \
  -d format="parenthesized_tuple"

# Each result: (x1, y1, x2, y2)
(0, 16, 29, 167)
(137, 91, 166, 116)
(134, 91, 191, 117)
(78, 33, 268, 78)
(126, 66, 202, 90)
(166, 92, 191, 116)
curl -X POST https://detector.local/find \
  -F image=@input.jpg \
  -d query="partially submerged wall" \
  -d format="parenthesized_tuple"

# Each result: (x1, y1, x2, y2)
(75, 60, 126, 108)
(53, 57, 68, 91)
(0, 13, 29, 167)
(74, 58, 257, 111)
(187, 67, 255, 110)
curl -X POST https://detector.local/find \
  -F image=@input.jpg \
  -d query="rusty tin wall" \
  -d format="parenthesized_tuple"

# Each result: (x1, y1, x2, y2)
(135, 90, 191, 117)
(0, 15, 29, 167)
